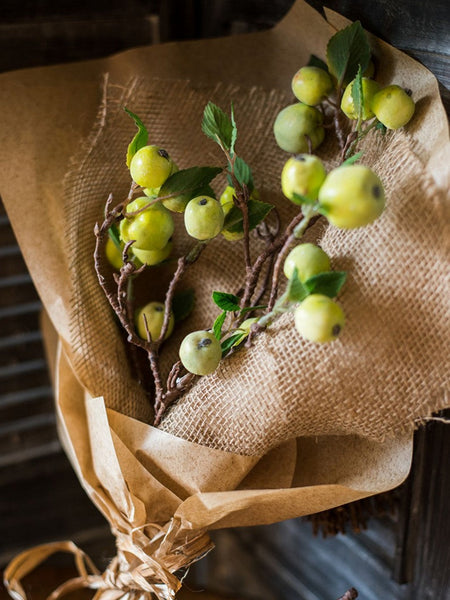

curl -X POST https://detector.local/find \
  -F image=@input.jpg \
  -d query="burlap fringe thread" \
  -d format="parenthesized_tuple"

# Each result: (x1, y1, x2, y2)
(4, 518, 213, 600)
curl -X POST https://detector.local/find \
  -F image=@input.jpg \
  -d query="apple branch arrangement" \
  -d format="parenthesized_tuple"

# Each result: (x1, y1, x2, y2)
(94, 21, 415, 426)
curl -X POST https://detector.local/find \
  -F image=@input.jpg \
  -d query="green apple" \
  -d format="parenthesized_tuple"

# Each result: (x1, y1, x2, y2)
(273, 103, 325, 154)
(372, 85, 415, 129)
(341, 77, 380, 120)
(179, 330, 222, 375)
(120, 197, 174, 250)
(291, 66, 333, 106)
(132, 240, 173, 265)
(284, 243, 330, 281)
(318, 165, 385, 228)
(184, 196, 224, 240)
(130, 145, 173, 188)
(281, 154, 327, 204)
(136, 301, 174, 342)
(294, 294, 345, 343)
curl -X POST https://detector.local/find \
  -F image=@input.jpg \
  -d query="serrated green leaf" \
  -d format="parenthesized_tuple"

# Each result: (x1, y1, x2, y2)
(228, 156, 254, 193)
(326, 21, 370, 87)
(304, 271, 347, 298)
(124, 107, 149, 167)
(191, 183, 216, 200)
(352, 65, 364, 123)
(159, 166, 222, 198)
(108, 224, 122, 251)
(230, 103, 238, 157)
(291, 192, 317, 206)
(213, 311, 227, 340)
(376, 121, 387, 135)
(212, 291, 241, 312)
(224, 199, 273, 234)
(172, 288, 195, 322)
(221, 333, 245, 355)
(307, 54, 329, 72)
(201, 102, 233, 151)
(342, 151, 364, 166)
(286, 268, 309, 303)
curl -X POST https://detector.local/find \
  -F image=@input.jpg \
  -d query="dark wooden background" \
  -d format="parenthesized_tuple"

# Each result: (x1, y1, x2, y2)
(0, 2, 449, 599)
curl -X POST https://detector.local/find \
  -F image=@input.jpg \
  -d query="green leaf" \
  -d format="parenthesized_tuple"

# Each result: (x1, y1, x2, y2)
(342, 151, 364, 166)
(221, 333, 244, 355)
(172, 288, 195, 322)
(286, 268, 309, 303)
(352, 64, 364, 122)
(239, 304, 267, 314)
(159, 166, 221, 199)
(291, 192, 317, 206)
(213, 311, 227, 340)
(376, 121, 387, 135)
(326, 21, 370, 87)
(227, 156, 254, 193)
(224, 199, 273, 234)
(201, 102, 233, 151)
(124, 107, 149, 167)
(307, 54, 329, 72)
(231, 331, 249, 347)
(108, 224, 121, 251)
(230, 103, 238, 157)
(191, 184, 216, 200)
(304, 271, 347, 298)
(212, 291, 241, 312)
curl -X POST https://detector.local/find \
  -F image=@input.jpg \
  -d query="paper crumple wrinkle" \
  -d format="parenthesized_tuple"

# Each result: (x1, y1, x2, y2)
(0, 1, 449, 598)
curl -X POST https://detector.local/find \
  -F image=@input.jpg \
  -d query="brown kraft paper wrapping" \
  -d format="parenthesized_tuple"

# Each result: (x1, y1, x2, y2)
(0, 1, 449, 597)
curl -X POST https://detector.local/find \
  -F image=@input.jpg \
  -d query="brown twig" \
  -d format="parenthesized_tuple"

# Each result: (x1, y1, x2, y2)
(337, 588, 358, 600)
(153, 364, 197, 427)
(267, 210, 318, 312)
(95, 192, 207, 425)
(325, 90, 347, 152)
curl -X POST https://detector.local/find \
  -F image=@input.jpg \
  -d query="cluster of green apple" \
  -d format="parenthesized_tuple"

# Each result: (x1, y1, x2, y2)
(340, 77, 415, 130)
(106, 145, 248, 272)
(273, 62, 415, 154)
(105, 138, 252, 374)
(281, 153, 385, 229)
(104, 35, 413, 382)
(279, 149, 385, 343)
(284, 243, 345, 343)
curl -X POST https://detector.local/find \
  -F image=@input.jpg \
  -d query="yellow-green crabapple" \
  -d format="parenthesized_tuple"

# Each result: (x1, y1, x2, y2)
(130, 145, 173, 189)
(294, 294, 345, 343)
(105, 237, 124, 270)
(132, 240, 173, 265)
(120, 197, 174, 251)
(372, 85, 415, 129)
(136, 301, 175, 342)
(273, 103, 325, 154)
(341, 77, 381, 120)
(179, 330, 222, 375)
(291, 66, 334, 106)
(283, 243, 331, 282)
(318, 164, 385, 229)
(281, 154, 327, 204)
(184, 196, 224, 240)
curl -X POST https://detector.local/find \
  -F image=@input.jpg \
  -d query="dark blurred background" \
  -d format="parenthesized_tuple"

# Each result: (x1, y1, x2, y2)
(0, 2, 449, 599)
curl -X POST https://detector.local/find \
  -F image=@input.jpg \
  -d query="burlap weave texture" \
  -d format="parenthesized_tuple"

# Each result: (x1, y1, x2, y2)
(65, 76, 450, 456)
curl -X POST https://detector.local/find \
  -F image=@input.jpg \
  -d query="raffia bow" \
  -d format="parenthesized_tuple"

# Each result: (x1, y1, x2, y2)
(4, 518, 214, 600)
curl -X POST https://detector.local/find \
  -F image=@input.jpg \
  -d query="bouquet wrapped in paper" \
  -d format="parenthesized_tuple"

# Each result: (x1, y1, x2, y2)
(1, 2, 449, 597)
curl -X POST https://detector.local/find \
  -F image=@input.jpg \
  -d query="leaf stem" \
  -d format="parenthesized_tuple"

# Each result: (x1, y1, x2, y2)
(344, 118, 378, 159)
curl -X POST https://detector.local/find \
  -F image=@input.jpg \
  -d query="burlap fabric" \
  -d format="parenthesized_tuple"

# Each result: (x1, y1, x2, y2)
(65, 75, 449, 456)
